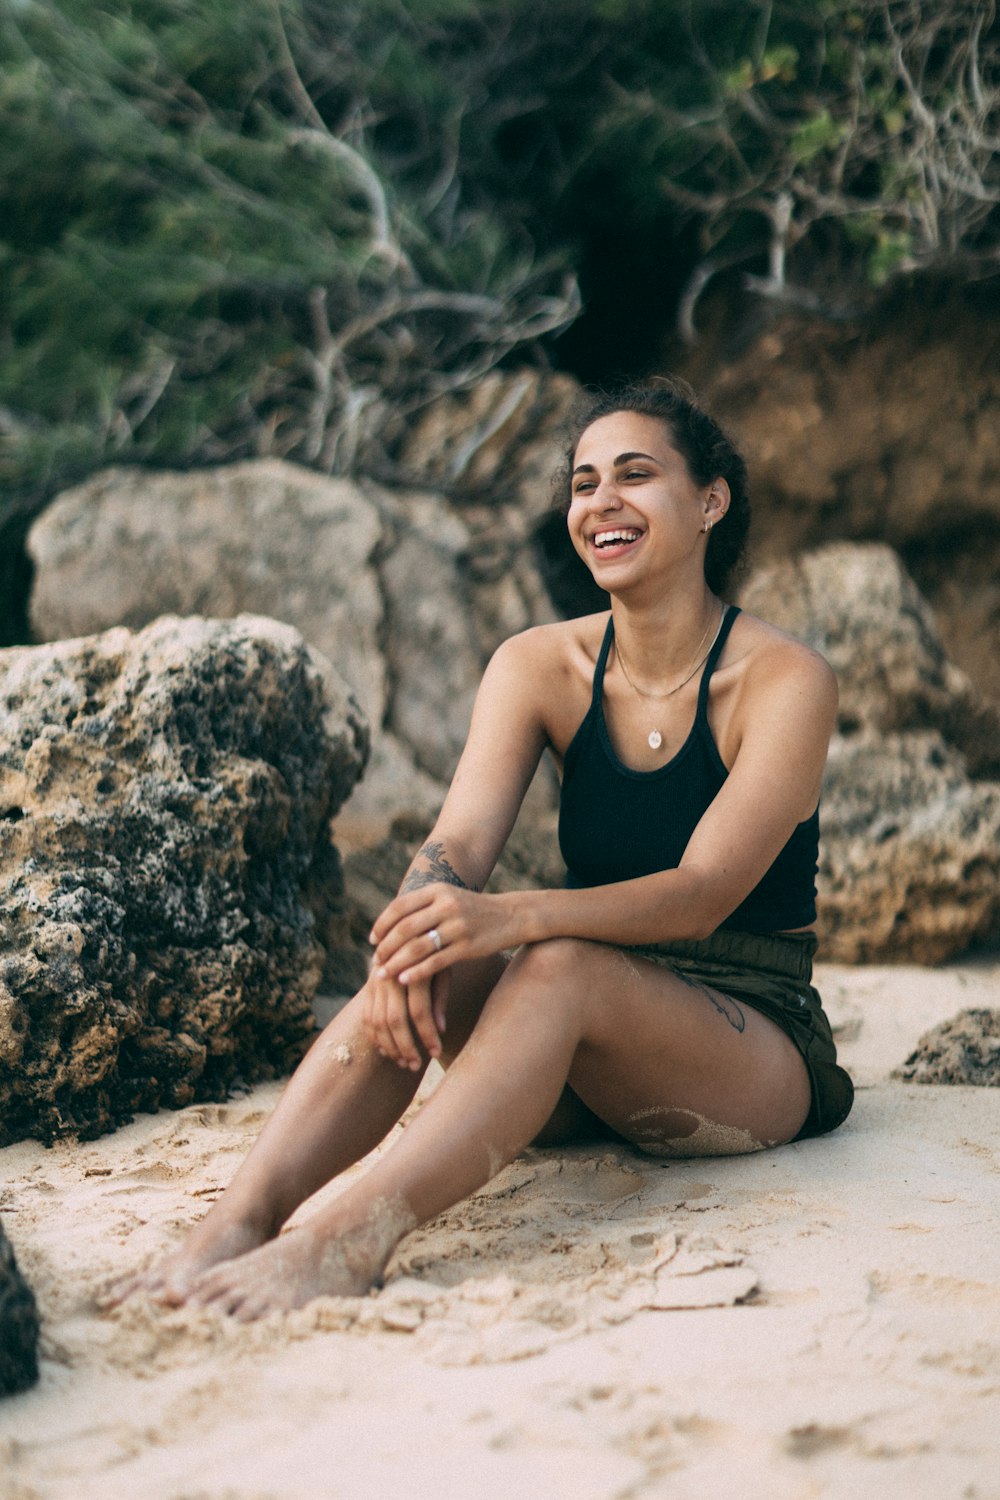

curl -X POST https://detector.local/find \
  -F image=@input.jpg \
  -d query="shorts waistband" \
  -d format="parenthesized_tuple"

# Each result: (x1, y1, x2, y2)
(629, 929, 817, 983)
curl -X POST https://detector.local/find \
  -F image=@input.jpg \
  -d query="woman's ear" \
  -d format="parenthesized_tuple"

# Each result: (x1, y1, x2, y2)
(706, 478, 730, 526)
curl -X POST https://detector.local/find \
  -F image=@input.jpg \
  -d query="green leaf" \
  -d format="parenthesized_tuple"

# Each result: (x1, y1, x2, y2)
(789, 110, 844, 163)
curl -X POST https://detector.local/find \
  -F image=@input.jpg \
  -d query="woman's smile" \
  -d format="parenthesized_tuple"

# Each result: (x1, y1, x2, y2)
(588, 524, 647, 560)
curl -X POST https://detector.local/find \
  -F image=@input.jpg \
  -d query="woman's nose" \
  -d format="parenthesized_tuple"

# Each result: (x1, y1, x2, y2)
(590, 478, 622, 511)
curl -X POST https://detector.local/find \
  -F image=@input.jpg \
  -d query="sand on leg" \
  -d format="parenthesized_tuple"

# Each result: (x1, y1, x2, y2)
(183, 938, 810, 1320)
(107, 954, 505, 1306)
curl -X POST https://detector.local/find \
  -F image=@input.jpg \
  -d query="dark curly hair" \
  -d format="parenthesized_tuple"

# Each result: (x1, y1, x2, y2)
(555, 379, 750, 597)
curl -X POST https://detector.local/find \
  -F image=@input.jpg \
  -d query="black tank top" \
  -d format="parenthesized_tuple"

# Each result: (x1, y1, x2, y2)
(557, 605, 819, 931)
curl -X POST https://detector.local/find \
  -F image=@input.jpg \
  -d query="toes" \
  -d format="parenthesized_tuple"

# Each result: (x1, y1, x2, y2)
(185, 1278, 223, 1309)
(186, 1267, 286, 1321)
(233, 1294, 269, 1323)
(97, 1281, 132, 1310)
(186, 1263, 242, 1312)
(100, 1270, 161, 1308)
(153, 1277, 189, 1307)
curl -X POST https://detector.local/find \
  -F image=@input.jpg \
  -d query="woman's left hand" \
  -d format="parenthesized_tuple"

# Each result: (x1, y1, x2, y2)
(370, 885, 518, 987)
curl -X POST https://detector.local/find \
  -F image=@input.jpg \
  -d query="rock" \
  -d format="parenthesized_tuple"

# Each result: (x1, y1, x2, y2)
(390, 369, 588, 639)
(739, 542, 1000, 963)
(333, 732, 447, 849)
(26, 452, 558, 834)
(679, 284, 1000, 703)
(893, 1009, 1000, 1086)
(819, 732, 1000, 964)
(739, 543, 1000, 776)
(25, 469, 1000, 968)
(0, 615, 368, 1144)
(0, 1219, 39, 1396)
(27, 461, 387, 730)
(377, 491, 482, 784)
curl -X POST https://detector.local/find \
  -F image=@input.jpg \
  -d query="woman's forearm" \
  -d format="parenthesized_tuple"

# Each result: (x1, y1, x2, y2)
(498, 868, 722, 951)
(398, 838, 481, 897)
(370, 858, 726, 989)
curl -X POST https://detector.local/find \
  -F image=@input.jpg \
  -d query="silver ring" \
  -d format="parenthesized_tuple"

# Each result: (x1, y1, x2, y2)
(428, 928, 442, 953)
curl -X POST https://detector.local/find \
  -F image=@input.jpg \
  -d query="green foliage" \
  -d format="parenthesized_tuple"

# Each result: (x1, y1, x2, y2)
(0, 0, 579, 495)
(789, 111, 844, 165)
(1, 0, 997, 507)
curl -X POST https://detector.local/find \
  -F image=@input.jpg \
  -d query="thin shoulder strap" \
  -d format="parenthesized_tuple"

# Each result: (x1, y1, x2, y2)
(592, 615, 616, 708)
(695, 603, 740, 715)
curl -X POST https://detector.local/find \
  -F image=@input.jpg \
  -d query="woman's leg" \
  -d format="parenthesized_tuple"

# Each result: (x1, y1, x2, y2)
(184, 939, 811, 1320)
(112, 954, 506, 1304)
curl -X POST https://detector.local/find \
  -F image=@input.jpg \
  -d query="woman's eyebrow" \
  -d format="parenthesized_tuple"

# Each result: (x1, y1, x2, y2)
(572, 450, 659, 476)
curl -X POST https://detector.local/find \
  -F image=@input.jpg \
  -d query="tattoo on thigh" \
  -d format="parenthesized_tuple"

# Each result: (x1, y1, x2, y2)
(401, 841, 478, 894)
(679, 974, 746, 1033)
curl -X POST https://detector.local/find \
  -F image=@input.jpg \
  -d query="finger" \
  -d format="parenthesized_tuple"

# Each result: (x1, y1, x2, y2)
(432, 970, 451, 1035)
(361, 976, 386, 1054)
(369, 979, 401, 1061)
(386, 996, 422, 1071)
(369, 888, 435, 944)
(372, 906, 451, 967)
(407, 979, 442, 1059)
(396, 948, 459, 987)
(380, 983, 422, 1069)
(363, 975, 392, 1058)
(375, 927, 451, 983)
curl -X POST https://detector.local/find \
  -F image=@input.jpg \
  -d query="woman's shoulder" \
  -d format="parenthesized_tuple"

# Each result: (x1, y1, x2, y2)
(729, 607, 837, 707)
(492, 612, 611, 677)
(486, 615, 611, 746)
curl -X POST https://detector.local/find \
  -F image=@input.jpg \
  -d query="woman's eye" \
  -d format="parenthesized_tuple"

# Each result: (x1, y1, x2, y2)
(623, 468, 649, 480)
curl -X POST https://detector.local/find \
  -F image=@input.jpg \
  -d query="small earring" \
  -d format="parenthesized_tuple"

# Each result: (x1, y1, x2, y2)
(703, 520, 713, 533)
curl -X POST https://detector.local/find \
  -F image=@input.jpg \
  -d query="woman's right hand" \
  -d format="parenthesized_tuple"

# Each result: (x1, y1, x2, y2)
(363, 968, 450, 1071)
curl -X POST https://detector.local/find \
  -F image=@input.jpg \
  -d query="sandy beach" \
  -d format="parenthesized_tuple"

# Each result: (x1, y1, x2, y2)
(2, 957, 999, 1500)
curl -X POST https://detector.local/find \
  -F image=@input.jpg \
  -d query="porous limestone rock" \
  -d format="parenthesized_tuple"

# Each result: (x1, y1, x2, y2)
(740, 542, 1000, 963)
(0, 615, 368, 1144)
(819, 732, 1000, 964)
(0, 1219, 39, 1396)
(739, 542, 1000, 776)
(893, 1008, 1000, 1086)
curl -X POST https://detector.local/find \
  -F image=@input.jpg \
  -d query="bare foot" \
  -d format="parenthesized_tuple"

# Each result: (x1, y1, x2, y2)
(103, 1211, 273, 1309)
(185, 1195, 417, 1322)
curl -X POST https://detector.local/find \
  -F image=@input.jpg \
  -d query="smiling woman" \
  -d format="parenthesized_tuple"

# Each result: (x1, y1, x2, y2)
(110, 378, 852, 1323)
(559, 381, 751, 597)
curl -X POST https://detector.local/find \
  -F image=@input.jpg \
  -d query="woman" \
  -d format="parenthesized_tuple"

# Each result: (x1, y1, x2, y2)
(118, 380, 853, 1321)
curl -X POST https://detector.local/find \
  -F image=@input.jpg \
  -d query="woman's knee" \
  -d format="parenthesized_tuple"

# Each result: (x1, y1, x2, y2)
(507, 936, 602, 996)
(502, 938, 612, 1028)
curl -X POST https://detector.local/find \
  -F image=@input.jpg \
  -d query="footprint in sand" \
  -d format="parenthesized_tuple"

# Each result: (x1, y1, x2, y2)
(785, 1423, 855, 1458)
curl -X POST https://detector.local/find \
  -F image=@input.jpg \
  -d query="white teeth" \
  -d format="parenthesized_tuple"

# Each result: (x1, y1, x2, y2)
(594, 529, 641, 548)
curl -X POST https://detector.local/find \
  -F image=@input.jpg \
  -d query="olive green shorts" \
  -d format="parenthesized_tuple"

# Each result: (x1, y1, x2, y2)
(623, 928, 854, 1140)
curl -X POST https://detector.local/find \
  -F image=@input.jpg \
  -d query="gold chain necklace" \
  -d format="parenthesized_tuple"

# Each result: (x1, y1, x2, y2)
(614, 604, 725, 751)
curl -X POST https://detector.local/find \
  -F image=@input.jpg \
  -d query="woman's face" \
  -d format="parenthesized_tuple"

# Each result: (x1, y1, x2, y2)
(567, 411, 721, 588)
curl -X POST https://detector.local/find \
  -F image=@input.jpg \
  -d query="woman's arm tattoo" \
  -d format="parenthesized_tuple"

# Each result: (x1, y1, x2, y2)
(400, 841, 480, 894)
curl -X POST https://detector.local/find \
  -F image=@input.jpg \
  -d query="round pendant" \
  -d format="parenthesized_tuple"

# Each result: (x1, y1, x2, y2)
(647, 729, 663, 750)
